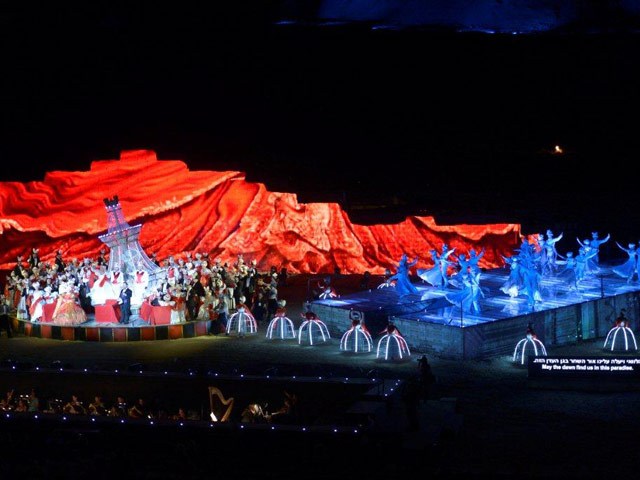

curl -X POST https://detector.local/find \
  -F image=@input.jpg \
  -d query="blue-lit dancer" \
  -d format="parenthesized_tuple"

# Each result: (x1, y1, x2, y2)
(388, 253, 419, 295)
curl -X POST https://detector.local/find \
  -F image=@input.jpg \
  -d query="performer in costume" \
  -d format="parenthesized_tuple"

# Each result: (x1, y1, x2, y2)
(376, 322, 411, 360)
(318, 282, 338, 300)
(389, 253, 419, 295)
(449, 253, 471, 288)
(51, 282, 87, 326)
(612, 242, 639, 284)
(109, 266, 125, 292)
(603, 308, 638, 352)
(27, 248, 40, 270)
(131, 268, 149, 306)
(298, 305, 330, 345)
(578, 232, 610, 267)
(555, 251, 578, 290)
(266, 299, 296, 340)
(54, 250, 65, 272)
(226, 296, 257, 337)
(377, 268, 396, 289)
(513, 323, 547, 364)
(118, 282, 133, 324)
(418, 245, 455, 290)
(445, 272, 484, 315)
(16, 279, 29, 319)
(467, 248, 485, 275)
(170, 289, 186, 324)
(28, 283, 45, 322)
(340, 317, 373, 353)
(90, 265, 116, 306)
(544, 229, 563, 273)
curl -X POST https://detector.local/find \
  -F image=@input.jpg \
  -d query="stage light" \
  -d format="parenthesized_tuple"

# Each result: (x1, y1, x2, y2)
(127, 363, 145, 372)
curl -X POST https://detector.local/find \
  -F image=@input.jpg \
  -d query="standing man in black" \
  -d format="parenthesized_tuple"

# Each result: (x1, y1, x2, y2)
(0, 295, 13, 338)
(118, 282, 133, 324)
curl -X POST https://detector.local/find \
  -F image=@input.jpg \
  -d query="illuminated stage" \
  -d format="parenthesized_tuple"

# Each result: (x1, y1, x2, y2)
(312, 265, 640, 360)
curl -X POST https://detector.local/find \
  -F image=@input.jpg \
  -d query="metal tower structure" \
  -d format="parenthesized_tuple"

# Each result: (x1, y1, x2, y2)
(98, 195, 163, 287)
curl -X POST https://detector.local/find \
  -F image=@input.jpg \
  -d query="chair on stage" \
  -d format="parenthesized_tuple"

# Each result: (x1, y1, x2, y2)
(149, 306, 172, 325)
(94, 299, 121, 323)
(42, 303, 57, 323)
(139, 300, 152, 322)
(208, 386, 234, 422)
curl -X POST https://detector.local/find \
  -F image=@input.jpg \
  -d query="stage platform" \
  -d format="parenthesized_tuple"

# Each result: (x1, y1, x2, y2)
(311, 265, 640, 360)
(14, 313, 212, 342)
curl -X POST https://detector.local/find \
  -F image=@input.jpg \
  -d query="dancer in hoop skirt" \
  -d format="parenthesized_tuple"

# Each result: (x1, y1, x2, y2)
(52, 283, 87, 326)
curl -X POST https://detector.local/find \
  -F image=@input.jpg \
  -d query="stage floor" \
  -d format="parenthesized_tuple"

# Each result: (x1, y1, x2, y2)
(313, 264, 640, 327)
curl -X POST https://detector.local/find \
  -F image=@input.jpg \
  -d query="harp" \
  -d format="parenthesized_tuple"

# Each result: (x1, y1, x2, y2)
(208, 386, 234, 422)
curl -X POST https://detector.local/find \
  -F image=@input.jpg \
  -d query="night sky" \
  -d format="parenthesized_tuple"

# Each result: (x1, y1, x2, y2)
(2, 4, 640, 251)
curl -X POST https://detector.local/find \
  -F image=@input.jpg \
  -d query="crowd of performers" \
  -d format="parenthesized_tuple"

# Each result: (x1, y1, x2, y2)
(379, 230, 640, 313)
(1, 248, 282, 329)
(498, 230, 637, 306)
